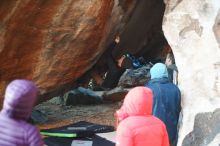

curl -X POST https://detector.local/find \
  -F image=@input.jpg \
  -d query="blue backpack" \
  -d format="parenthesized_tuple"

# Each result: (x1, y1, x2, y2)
(125, 54, 144, 69)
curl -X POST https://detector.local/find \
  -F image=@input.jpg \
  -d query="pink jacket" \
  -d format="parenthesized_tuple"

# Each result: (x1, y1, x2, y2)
(115, 87, 169, 146)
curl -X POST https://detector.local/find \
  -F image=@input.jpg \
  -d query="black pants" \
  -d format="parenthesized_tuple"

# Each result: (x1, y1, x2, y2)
(101, 55, 125, 89)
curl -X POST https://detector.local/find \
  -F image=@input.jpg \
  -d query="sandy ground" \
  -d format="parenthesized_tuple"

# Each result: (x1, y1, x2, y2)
(36, 101, 122, 130)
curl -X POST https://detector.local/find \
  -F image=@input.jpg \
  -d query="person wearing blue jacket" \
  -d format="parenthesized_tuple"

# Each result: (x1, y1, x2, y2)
(145, 63, 181, 146)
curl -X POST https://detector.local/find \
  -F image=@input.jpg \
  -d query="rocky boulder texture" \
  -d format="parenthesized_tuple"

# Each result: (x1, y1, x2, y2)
(182, 109, 220, 146)
(0, 0, 167, 105)
(0, 0, 136, 104)
(118, 66, 151, 87)
(163, 0, 220, 145)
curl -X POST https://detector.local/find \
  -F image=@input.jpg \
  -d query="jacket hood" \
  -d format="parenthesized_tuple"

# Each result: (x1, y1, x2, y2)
(116, 87, 153, 121)
(148, 78, 170, 84)
(1, 79, 38, 120)
(150, 63, 168, 79)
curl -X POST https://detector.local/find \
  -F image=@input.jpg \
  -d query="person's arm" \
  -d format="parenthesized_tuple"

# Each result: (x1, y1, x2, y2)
(27, 126, 44, 146)
(106, 42, 116, 55)
(105, 36, 120, 57)
(116, 123, 133, 146)
(105, 36, 121, 71)
(177, 88, 181, 114)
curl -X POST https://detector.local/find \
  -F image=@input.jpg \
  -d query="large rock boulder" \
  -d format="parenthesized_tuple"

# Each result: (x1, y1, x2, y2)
(163, 0, 220, 145)
(182, 109, 220, 146)
(0, 0, 168, 106)
(118, 66, 151, 87)
(0, 0, 137, 105)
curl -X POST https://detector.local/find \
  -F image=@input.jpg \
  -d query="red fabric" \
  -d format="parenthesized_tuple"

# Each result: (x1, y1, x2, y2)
(115, 87, 169, 146)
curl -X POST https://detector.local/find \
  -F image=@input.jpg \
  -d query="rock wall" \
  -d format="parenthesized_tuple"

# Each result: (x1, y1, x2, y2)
(0, 0, 167, 105)
(0, 0, 137, 104)
(163, 0, 220, 145)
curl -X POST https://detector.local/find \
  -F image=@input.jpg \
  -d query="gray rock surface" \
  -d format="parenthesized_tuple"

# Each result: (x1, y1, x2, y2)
(182, 109, 220, 146)
(118, 66, 151, 87)
(163, 0, 220, 145)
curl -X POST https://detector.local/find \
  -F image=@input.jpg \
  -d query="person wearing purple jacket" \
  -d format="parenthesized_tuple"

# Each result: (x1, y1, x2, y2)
(0, 79, 44, 146)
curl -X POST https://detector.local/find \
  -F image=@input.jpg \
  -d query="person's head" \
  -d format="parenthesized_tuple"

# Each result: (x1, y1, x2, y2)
(165, 52, 175, 66)
(115, 87, 153, 124)
(150, 63, 168, 79)
(2, 79, 38, 120)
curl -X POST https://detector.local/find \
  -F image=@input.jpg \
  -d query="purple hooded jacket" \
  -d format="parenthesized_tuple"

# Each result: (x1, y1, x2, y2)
(0, 79, 44, 146)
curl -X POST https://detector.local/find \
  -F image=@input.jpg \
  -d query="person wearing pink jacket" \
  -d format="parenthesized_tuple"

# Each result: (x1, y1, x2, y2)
(115, 87, 169, 146)
(0, 79, 44, 146)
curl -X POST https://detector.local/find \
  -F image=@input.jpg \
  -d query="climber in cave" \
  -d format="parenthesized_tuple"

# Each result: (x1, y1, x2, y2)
(165, 51, 178, 85)
(95, 35, 133, 90)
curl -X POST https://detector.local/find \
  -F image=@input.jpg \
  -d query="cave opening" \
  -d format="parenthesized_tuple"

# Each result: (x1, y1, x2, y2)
(23, 0, 181, 144)
(80, 0, 177, 88)
(111, 0, 171, 63)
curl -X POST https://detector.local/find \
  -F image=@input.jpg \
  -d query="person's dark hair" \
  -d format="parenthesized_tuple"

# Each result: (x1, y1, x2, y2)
(121, 57, 133, 69)
(167, 52, 175, 64)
